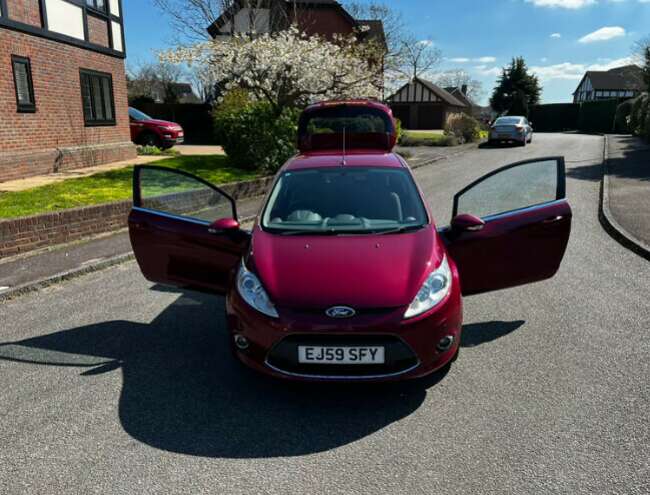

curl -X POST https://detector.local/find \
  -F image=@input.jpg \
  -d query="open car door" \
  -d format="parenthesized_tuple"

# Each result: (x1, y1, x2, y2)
(442, 157, 572, 296)
(128, 165, 250, 294)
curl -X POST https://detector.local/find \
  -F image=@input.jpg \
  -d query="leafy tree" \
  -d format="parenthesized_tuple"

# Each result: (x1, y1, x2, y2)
(162, 26, 381, 115)
(490, 57, 541, 116)
(643, 44, 650, 93)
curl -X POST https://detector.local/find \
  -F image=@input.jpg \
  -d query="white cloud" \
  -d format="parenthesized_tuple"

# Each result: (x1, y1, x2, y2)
(418, 40, 433, 47)
(578, 26, 626, 43)
(530, 56, 636, 81)
(550, 33, 562, 38)
(474, 65, 501, 77)
(531, 62, 586, 80)
(526, 0, 595, 8)
(448, 56, 496, 64)
(586, 56, 635, 70)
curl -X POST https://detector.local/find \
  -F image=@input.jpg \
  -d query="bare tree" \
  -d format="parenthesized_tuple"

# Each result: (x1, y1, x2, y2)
(152, 0, 289, 44)
(435, 69, 484, 102)
(127, 62, 186, 103)
(151, 0, 227, 44)
(395, 34, 442, 81)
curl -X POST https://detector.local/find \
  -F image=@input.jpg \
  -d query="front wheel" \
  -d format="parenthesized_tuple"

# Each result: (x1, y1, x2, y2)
(140, 133, 161, 148)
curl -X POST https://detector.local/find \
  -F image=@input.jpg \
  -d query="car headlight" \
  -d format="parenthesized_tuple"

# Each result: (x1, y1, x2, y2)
(404, 256, 452, 319)
(236, 260, 279, 318)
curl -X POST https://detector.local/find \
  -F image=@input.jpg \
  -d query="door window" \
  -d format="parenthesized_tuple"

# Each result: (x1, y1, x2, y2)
(135, 166, 236, 223)
(453, 158, 564, 219)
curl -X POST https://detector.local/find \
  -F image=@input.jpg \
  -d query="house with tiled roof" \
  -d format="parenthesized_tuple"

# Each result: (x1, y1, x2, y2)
(386, 78, 468, 130)
(207, 0, 386, 50)
(573, 65, 644, 103)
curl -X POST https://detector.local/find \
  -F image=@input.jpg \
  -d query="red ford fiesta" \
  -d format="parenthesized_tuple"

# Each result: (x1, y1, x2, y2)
(128, 100, 571, 381)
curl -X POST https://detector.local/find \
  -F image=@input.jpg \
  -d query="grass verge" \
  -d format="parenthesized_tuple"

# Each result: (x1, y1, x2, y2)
(0, 155, 259, 219)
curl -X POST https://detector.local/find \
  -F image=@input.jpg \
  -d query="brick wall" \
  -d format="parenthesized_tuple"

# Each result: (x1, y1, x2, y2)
(0, 28, 135, 181)
(0, 176, 274, 259)
(86, 14, 110, 48)
(6, 0, 41, 27)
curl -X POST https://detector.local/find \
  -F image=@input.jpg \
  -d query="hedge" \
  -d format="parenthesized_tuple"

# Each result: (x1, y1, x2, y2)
(530, 99, 624, 133)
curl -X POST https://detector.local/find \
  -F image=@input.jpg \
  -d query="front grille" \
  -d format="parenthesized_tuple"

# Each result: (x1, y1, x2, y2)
(266, 334, 419, 378)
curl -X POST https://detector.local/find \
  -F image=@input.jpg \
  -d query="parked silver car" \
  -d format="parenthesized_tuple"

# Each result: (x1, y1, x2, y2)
(488, 116, 533, 146)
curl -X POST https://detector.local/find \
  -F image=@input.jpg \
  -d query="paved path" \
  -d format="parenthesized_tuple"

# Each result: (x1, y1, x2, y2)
(0, 145, 224, 193)
(606, 134, 650, 248)
(1, 134, 649, 494)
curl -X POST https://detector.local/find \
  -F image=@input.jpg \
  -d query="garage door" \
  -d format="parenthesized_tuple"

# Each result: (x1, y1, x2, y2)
(390, 105, 410, 128)
(417, 105, 444, 129)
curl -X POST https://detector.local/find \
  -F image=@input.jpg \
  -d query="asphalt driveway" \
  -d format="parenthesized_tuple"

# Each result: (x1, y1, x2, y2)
(1, 133, 648, 494)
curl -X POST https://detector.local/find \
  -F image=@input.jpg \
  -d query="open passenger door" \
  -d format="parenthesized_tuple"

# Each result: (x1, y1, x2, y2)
(442, 157, 572, 296)
(128, 166, 250, 294)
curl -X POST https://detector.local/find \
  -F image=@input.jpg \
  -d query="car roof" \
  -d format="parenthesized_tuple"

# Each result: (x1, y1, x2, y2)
(284, 151, 405, 171)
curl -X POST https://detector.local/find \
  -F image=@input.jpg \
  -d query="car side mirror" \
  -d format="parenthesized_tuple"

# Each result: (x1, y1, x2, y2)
(451, 213, 485, 232)
(208, 217, 240, 234)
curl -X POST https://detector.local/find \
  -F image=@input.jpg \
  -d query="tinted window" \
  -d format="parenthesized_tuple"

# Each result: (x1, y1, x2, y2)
(12, 56, 35, 113)
(80, 69, 115, 126)
(454, 159, 562, 218)
(298, 106, 395, 151)
(138, 168, 234, 223)
(494, 117, 522, 125)
(129, 107, 151, 121)
(262, 167, 428, 234)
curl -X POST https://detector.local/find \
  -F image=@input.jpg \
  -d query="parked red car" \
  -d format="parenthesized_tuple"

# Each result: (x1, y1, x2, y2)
(129, 107, 184, 149)
(128, 100, 572, 382)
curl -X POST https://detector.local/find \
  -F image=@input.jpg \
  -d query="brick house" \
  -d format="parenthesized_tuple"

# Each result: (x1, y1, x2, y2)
(0, 0, 135, 183)
(207, 0, 386, 51)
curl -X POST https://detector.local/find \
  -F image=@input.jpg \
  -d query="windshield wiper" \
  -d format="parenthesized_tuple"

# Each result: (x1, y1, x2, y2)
(374, 224, 426, 235)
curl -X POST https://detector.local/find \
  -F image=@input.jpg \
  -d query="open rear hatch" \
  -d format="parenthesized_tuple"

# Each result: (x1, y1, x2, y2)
(297, 100, 397, 153)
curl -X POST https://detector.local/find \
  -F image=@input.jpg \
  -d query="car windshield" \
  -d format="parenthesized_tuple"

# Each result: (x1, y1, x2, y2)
(494, 117, 522, 125)
(129, 107, 151, 121)
(261, 167, 428, 235)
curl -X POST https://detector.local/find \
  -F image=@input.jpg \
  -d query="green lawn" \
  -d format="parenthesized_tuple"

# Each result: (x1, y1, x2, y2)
(0, 155, 260, 219)
(403, 130, 445, 139)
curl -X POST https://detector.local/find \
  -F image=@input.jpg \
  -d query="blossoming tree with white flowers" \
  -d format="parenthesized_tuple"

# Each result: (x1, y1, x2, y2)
(161, 26, 383, 114)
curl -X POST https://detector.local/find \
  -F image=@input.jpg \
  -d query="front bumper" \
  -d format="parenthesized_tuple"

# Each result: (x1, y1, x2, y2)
(225, 283, 463, 382)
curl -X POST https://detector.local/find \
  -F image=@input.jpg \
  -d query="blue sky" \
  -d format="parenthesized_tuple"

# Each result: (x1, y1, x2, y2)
(123, 0, 650, 104)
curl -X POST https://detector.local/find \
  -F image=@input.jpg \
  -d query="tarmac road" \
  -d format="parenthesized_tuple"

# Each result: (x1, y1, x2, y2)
(1, 133, 648, 494)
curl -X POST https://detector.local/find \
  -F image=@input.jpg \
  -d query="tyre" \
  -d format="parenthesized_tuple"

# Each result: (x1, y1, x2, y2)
(520, 138, 526, 147)
(140, 133, 161, 148)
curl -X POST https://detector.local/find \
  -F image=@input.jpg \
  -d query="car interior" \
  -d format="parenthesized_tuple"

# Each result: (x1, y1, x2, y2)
(263, 168, 427, 232)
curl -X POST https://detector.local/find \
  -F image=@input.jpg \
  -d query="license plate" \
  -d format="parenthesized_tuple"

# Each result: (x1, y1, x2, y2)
(298, 346, 385, 364)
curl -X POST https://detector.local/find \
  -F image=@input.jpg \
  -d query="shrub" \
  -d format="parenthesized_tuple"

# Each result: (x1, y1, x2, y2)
(394, 118, 404, 144)
(629, 94, 648, 136)
(444, 113, 482, 143)
(136, 145, 179, 156)
(214, 96, 299, 172)
(614, 99, 634, 133)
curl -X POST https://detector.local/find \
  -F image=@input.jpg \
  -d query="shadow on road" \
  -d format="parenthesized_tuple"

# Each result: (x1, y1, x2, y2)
(461, 320, 525, 347)
(0, 287, 523, 459)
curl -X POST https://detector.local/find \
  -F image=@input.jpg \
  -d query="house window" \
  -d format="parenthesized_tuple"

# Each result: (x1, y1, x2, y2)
(12, 56, 36, 113)
(80, 69, 115, 126)
(85, 0, 106, 13)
